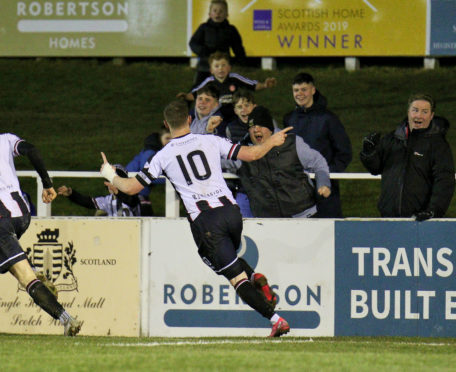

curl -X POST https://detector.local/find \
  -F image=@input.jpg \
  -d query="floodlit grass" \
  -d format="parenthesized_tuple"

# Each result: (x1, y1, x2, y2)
(1, 58, 456, 217)
(1, 334, 456, 372)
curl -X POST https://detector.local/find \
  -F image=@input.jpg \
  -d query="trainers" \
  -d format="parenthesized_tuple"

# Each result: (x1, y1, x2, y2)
(269, 317, 290, 337)
(64, 317, 82, 337)
(36, 271, 58, 299)
(253, 273, 277, 309)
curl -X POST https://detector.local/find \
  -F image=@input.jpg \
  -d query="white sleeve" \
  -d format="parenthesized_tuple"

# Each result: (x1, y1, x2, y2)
(5, 133, 23, 157)
(213, 136, 240, 160)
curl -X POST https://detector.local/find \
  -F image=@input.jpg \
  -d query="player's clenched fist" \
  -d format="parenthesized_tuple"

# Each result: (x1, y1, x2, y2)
(42, 187, 57, 203)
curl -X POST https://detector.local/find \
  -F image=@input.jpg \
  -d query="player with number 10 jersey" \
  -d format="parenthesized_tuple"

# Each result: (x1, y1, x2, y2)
(136, 133, 239, 221)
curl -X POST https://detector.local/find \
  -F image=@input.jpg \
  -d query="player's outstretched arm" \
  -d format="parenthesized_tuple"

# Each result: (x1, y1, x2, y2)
(100, 152, 144, 195)
(237, 127, 293, 162)
(17, 141, 54, 194)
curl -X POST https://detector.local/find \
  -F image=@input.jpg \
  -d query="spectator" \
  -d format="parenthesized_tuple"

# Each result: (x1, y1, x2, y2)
(360, 93, 455, 220)
(190, 83, 228, 136)
(178, 52, 276, 122)
(283, 72, 352, 218)
(222, 90, 258, 217)
(58, 165, 141, 217)
(189, 0, 246, 86)
(226, 89, 257, 144)
(126, 127, 171, 216)
(230, 106, 331, 218)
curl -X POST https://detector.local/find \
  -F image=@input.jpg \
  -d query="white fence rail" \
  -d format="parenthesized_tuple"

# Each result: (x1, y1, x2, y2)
(17, 171, 381, 217)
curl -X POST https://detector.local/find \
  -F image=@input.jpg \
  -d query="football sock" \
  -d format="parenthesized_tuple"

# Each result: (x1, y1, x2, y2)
(26, 279, 65, 320)
(237, 258, 255, 279)
(270, 313, 280, 325)
(58, 311, 72, 325)
(235, 279, 275, 319)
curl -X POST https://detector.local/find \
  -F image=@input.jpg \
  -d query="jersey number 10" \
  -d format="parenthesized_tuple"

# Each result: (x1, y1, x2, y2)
(176, 150, 212, 185)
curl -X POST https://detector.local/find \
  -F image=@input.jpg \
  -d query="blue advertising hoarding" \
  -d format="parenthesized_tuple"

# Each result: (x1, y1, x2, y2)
(429, 0, 456, 55)
(335, 221, 456, 337)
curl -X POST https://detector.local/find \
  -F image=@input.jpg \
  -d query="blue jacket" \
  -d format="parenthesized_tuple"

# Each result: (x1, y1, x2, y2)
(126, 149, 164, 197)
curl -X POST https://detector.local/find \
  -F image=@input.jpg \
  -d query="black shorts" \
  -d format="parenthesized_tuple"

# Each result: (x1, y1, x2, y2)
(190, 204, 244, 280)
(0, 215, 31, 274)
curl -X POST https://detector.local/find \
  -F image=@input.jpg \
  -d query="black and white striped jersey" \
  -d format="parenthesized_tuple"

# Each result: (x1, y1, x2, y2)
(0, 133, 30, 218)
(136, 133, 240, 221)
(93, 194, 141, 217)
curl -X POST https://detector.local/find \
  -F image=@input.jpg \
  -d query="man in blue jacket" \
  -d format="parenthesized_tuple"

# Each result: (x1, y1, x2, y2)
(283, 72, 352, 218)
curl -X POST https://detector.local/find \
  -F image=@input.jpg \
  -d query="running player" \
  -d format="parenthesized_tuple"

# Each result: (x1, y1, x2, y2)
(0, 133, 82, 336)
(100, 100, 292, 337)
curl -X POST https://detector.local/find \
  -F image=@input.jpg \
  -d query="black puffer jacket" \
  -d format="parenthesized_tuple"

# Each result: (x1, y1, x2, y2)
(237, 135, 316, 217)
(189, 19, 246, 72)
(360, 118, 455, 217)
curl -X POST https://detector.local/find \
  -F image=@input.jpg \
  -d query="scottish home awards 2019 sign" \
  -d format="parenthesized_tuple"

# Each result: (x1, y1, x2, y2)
(0, 0, 188, 56)
(192, 0, 427, 56)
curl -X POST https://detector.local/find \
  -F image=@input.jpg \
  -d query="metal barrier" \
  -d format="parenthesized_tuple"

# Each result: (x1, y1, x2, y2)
(17, 171, 381, 217)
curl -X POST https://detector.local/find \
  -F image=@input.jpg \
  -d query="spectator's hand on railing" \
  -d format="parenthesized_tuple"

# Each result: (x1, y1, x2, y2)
(57, 185, 72, 197)
(318, 186, 331, 198)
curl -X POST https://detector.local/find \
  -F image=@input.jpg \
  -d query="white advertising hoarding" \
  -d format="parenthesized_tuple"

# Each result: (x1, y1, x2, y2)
(143, 218, 335, 337)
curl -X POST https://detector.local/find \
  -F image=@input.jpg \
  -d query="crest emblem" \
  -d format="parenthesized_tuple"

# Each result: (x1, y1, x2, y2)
(24, 228, 78, 293)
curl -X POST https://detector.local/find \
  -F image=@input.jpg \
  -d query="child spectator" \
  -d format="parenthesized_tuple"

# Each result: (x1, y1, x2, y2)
(190, 83, 229, 136)
(189, 0, 246, 86)
(178, 52, 276, 122)
(226, 89, 257, 144)
(221, 90, 259, 217)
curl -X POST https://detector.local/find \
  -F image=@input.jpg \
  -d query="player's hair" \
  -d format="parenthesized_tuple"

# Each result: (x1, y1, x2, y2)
(163, 100, 189, 129)
(407, 93, 436, 112)
(196, 83, 220, 100)
(233, 90, 256, 106)
(209, 51, 230, 65)
(209, 0, 228, 15)
(292, 72, 315, 86)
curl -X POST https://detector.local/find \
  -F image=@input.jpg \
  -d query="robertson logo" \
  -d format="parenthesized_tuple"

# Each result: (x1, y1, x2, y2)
(163, 235, 321, 330)
(25, 228, 78, 292)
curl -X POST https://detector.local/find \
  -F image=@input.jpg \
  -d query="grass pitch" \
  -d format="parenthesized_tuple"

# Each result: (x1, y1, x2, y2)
(2, 334, 456, 372)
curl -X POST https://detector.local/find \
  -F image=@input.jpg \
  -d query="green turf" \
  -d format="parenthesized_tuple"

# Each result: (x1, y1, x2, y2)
(1, 335, 456, 371)
(1, 58, 456, 217)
